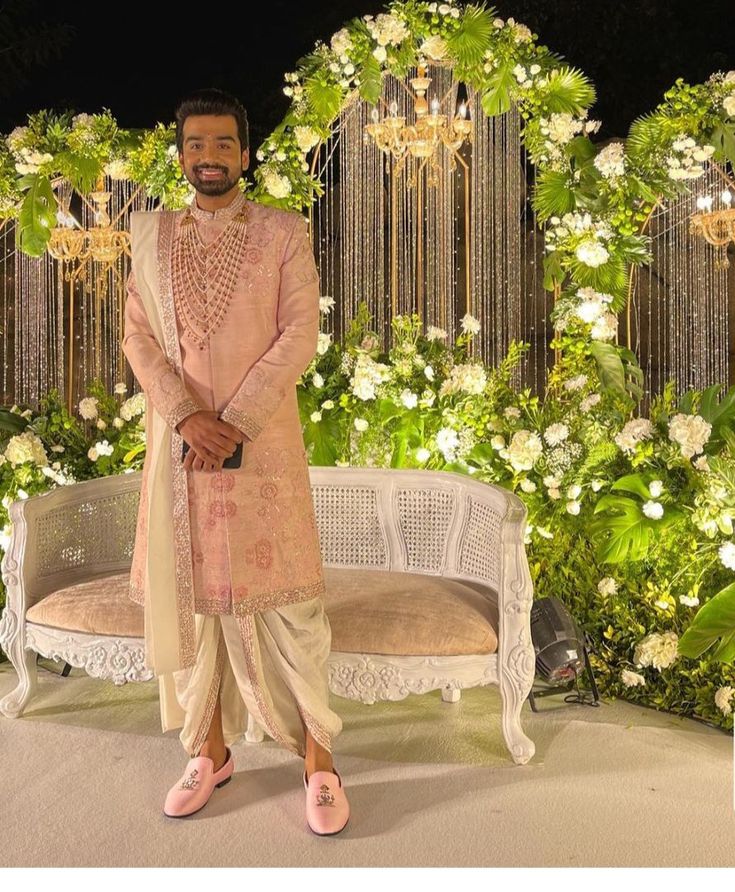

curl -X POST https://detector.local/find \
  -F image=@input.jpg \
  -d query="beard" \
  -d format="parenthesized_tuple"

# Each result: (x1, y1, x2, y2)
(186, 165, 241, 196)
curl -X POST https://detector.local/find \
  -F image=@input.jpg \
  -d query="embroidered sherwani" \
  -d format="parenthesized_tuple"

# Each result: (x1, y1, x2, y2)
(121, 189, 341, 758)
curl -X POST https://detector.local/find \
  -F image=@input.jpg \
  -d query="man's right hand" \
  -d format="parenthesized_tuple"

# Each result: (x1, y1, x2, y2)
(177, 410, 247, 472)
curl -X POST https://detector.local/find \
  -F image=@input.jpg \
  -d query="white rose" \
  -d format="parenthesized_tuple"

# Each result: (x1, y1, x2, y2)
(718, 541, 735, 570)
(354, 418, 369, 432)
(566, 500, 581, 515)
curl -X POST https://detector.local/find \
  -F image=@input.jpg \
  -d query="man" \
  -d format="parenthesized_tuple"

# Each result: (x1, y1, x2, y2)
(121, 87, 349, 836)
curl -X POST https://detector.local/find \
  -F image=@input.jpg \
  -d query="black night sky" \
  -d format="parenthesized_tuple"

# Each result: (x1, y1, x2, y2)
(1, 0, 734, 150)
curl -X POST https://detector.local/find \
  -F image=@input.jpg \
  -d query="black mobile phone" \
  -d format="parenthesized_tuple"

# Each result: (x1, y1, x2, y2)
(181, 439, 243, 469)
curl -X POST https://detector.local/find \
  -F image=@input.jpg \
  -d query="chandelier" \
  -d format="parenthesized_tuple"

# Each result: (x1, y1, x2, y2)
(47, 175, 131, 293)
(689, 186, 735, 269)
(364, 61, 472, 185)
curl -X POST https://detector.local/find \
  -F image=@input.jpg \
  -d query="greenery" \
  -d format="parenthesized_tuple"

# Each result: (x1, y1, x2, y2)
(1, 0, 735, 730)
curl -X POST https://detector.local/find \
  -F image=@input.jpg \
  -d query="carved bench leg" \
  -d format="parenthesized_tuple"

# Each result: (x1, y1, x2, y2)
(498, 633, 536, 765)
(0, 607, 38, 718)
(441, 686, 461, 703)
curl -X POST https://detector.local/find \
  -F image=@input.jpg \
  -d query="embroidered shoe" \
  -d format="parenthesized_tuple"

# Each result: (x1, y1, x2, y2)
(163, 746, 234, 818)
(303, 766, 350, 836)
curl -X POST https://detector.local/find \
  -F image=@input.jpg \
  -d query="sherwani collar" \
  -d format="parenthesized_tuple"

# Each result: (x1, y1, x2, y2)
(186, 188, 247, 223)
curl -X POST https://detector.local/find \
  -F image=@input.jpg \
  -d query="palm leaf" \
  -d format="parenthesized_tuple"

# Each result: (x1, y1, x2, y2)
(446, 4, 494, 67)
(543, 66, 596, 114)
(678, 582, 735, 662)
(304, 75, 344, 124)
(358, 54, 382, 105)
(626, 110, 669, 162)
(481, 60, 514, 117)
(532, 168, 576, 220)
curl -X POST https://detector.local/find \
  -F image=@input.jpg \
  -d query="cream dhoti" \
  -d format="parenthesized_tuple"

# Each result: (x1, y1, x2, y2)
(158, 597, 342, 759)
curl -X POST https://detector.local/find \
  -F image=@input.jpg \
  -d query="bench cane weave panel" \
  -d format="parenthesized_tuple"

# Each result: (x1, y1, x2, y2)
(396, 487, 455, 573)
(458, 495, 503, 588)
(36, 491, 140, 577)
(311, 484, 388, 567)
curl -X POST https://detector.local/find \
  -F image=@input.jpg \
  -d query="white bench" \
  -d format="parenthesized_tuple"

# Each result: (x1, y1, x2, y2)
(0, 466, 536, 764)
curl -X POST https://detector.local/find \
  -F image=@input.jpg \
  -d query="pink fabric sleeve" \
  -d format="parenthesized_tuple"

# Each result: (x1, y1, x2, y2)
(122, 268, 203, 432)
(219, 213, 320, 440)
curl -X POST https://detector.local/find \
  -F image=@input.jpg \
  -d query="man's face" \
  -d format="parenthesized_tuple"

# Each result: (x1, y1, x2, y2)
(179, 114, 250, 197)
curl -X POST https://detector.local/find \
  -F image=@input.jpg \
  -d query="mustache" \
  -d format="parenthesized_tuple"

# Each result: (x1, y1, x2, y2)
(194, 166, 227, 173)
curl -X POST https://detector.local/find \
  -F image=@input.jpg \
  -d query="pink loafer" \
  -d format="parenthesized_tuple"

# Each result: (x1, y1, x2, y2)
(163, 746, 234, 818)
(303, 766, 350, 836)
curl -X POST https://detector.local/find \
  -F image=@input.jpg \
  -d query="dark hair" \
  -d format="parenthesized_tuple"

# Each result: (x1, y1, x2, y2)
(174, 87, 249, 153)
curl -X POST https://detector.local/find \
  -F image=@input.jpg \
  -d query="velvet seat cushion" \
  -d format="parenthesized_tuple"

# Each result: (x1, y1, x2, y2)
(25, 567, 499, 656)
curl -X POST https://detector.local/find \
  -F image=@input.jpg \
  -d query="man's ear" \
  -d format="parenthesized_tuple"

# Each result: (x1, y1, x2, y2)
(242, 148, 250, 172)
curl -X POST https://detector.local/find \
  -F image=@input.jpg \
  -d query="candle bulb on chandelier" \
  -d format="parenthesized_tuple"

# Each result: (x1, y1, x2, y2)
(431, 98, 440, 114)
(722, 189, 733, 207)
(458, 102, 467, 119)
(389, 100, 398, 116)
(371, 108, 379, 123)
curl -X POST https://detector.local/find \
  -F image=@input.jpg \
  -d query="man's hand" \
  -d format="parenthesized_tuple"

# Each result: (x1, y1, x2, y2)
(177, 410, 249, 472)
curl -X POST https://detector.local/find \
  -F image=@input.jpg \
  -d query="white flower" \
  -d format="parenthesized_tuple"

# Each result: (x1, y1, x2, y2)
(621, 669, 646, 688)
(591, 313, 618, 341)
(114, 382, 128, 395)
(50, 444, 65, 453)
(312, 372, 324, 388)
(119, 392, 145, 421)
(543, 474, 561, 488)
(634, 631, 679, 671)
(520, 478, 536, 493)
(95, 439, 114, 457)
(17, 488, 28, 499)
(104, 159, 130, 180)
(593, 142, 626, 180)
(4, 431, 48, 468)
(112, 417, 124, 429)
(96, 419, 107, 430)
(350, 353, 390, 400)
(580, 393, 602, 412)
(419, 35, 448, 60)
(87, 447, 98, 462)
(436, 427, 460, 457)
(425, 325, 447, 341)
(679, 593, 699, 607)
(415, 447, 431, 462)
(536, 526, 554, 539)
(598, 577, 618, 596)
(372, 46, 387, 63)
(400, 389, 418, 409)
(20, 409, 33, 419)
(718, 541, 735, 570)
(320, 399, 334, 410)
(506, 430, 543, 471)
(567, 484, 582, 499)
(490, 435, 506, 450)
(563, 374, 588, 391)
(614, 418, 654, 455)
(648, 479, 664, 498)
(724, 95, 735, 117)
(544, 423, 569, 446)
(693, 455, 710, 472)
(262, 168, 292, 198)
(504, 406, 521, 419)
(642, 500, 664, 519)
(566, 500, 581, 515)
(310, 411, 322, 423)
(319, 295, 335, 314)
(668, 413, 711, 459)
(439, 362, 487, 397)
(424, 365, 435, 381)
(354, 417, 369, 432)
(575, 239, 610, 267)
(714, 685, 734, 715)
(365, 12, 409, 47)
(78, 396, 99, 420)
(330, 27, 353, 56)
(294, 125, 320, 153)
(547, 487, 562, 500)
(460, 313, 481, 335)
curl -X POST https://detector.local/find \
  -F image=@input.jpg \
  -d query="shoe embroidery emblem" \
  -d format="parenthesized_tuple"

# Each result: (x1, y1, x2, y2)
(316, 783, 335, 807)
(180, 768, 199, 790)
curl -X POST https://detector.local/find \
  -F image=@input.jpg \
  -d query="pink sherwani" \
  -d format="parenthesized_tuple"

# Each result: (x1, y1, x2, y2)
(123, 191, 326, 625)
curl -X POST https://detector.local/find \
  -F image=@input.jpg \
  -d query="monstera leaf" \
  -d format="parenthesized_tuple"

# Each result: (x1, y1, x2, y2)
(590, 493, 682, 563)
(678, 582, 735, 662)
(17, 173, 57, 257)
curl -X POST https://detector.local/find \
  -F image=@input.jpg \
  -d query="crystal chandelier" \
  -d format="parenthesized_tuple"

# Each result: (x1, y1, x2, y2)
(365, 61, 472, 185)
(689, 186, 735, 269)
(47, 175, 131, 293)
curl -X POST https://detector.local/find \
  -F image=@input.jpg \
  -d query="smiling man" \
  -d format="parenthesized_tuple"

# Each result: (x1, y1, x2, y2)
(121, 87, 349, 835)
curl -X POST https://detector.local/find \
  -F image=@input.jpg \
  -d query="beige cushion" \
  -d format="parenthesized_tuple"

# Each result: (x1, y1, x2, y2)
(26, 573, 144, 638)
(25, 568, 498, 657)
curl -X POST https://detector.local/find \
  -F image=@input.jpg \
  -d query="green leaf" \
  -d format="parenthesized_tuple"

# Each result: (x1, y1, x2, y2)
(590, 494, 680, 563)
(678, 582, 735, 662)
(626, 110, 669, 162)
(542, 251, 565, 290)
(532, 168, 576, 219)
(610, 473, 653, 500)
(55, 151, 102, 195)
(304, 75, 344, 123)
(446, 3, 493, 67)
(359, 54, 383, 104)
(481, 60, 514, 117)
(710, 122, 735, 166)
(303, 415, 341, 466)
(17, 173, 57, 257)
(543, 66, 596, 114)
(696, 383, 735, 451)
(590, 341, 626, 395)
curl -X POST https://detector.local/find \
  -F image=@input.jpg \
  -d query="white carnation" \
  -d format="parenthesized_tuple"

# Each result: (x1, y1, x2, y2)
(544, 423, 569, 446)
(718, 541, 735, 570)
(78, 396, 99, 420)
(598, 577, 618, 596)
(642, 500, 664, 519)
(621, 669, 646, 688)
(714, 685, 734, 715)
(634, 631, 679, 672)
(506, 430, 543, 471)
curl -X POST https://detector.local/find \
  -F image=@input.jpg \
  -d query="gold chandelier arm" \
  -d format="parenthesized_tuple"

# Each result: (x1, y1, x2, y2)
(110, 182, 145, 228)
